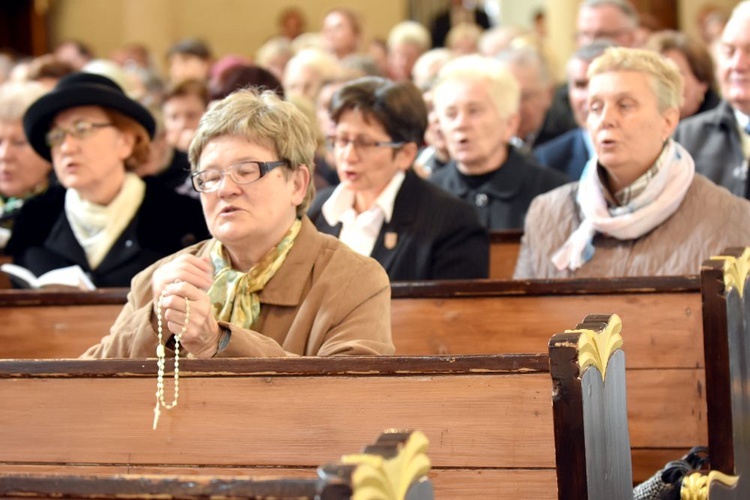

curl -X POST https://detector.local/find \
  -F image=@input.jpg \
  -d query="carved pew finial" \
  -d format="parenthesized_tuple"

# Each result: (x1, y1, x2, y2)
(568, 313, 624, 381)
(317, 430, 432, 500)
(710, 247, 750, 298)
(681, 471, 740, 500)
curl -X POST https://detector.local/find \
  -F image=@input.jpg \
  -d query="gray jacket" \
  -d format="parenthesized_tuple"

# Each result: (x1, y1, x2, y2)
(673, 100, 747, 197)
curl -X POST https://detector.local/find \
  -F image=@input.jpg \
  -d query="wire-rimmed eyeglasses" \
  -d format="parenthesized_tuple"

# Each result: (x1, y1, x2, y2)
(191, 160, 287, 193)
(46, 121, 114, 148)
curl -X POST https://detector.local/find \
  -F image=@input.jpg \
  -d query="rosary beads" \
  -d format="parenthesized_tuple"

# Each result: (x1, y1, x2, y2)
(153, 281, 190, 430)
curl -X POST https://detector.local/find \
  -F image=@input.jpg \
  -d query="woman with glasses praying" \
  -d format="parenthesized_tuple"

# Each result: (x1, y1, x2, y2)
(80, 87, 394, 358)
(308, 76, 489, 281)
(7, 72, 209, 288)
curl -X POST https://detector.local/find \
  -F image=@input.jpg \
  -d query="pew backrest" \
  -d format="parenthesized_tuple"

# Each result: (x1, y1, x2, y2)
(489, 229, 522, 279)
(0, 430, 434, 500)
(0, 354, 556, 499)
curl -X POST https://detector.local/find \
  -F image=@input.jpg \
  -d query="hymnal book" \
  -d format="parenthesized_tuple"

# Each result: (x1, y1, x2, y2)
(0, 263, 96, 290)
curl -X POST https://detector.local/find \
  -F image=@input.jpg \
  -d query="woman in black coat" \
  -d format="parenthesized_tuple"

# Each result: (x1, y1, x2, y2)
(8, 72, 209, 288)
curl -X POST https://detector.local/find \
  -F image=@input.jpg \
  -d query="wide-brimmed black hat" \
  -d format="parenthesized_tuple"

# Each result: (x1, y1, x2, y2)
(23, 72, 156, 161)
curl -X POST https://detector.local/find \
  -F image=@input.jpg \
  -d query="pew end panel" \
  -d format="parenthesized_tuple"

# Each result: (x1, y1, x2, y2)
(687, 248, 750, 499)
(549, 313, 633, 500)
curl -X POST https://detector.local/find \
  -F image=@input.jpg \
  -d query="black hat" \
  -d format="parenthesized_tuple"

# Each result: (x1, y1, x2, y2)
(23, 72, 156, 161)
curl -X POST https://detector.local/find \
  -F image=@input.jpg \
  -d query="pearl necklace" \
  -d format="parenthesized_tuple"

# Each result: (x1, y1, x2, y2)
(153, 282, 190, 430)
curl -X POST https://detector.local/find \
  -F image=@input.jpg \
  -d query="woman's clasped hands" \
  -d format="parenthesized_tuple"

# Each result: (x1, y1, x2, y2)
(151, 254, 221, 358)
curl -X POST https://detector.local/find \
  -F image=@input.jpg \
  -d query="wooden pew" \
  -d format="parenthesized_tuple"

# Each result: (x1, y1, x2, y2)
(549, 313, 633, 500)
(489, 229, 522, 279)
(391, 276, 705, 483)
(0, 354, 558, 499)
(0, 430, 434, 499)
(677, 249, 750, 497)
(0, 277, 705, 483)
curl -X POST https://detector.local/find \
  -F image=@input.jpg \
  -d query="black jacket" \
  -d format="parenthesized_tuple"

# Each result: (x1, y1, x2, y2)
(6, 178, 210, 287)
(308, 169, 489, 281)
(429, 146, 568, 230)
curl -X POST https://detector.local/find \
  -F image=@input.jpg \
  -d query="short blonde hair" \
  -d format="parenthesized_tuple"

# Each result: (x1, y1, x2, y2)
(0, 81, 47, 121)
(189, 89, 316, 215)
(387, 21, 432, 52)
(588, 47, 683, 111)
(433, 54, 520, 118)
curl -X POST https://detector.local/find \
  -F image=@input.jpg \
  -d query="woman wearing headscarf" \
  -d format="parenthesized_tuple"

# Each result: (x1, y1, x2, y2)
(8, 72, 209, 287)
(81, 88, 393, 358)
(514, 48, 750, 279)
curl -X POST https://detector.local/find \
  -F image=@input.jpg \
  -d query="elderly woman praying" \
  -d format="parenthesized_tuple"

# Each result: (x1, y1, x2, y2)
(82, 88, 394, 358)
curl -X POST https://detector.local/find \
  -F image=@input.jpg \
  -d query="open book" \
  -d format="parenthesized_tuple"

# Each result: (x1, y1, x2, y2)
(0, 263, 96, 290)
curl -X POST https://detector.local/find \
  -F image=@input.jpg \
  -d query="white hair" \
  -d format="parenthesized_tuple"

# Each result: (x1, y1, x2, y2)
(433, 54, 520, 117)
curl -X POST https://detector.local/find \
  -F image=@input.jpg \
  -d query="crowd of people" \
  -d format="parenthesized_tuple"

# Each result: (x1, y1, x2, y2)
(1, 0, 749, 359)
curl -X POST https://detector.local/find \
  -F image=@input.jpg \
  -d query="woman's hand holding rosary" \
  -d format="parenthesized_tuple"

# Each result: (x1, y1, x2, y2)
(152, 254, 222, 358)
(150, 255, 218, 430)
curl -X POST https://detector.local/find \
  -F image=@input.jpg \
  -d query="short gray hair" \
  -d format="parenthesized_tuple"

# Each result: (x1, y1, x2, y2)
(588, 47, 683, 112)
(189, 88, 317, 215)
(580, 0, 639, 28)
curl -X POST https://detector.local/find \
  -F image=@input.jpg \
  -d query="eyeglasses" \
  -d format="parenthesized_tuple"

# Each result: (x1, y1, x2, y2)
(575, 29, 628, 43)
(46, 121, 114, 147)
(191, 160, 287, 193)
(326, 136, 405, 152)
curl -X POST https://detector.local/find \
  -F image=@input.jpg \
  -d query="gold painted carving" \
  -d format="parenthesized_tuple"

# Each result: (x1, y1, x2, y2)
(711, 247, 750, 298)
(568, 314, 624, 381)
(340, 430, 431, 500)
(680, 471, 740, 499)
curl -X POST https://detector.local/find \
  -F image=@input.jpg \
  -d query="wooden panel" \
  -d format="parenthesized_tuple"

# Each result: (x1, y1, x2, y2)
(392, 292, 703, 368)
(0, 356, 555, 499)
(489, 230, 522, 279)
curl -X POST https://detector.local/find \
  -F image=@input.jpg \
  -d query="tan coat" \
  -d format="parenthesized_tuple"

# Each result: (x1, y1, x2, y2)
(514, 175, 750, 279)
(81, 217, 394, 358)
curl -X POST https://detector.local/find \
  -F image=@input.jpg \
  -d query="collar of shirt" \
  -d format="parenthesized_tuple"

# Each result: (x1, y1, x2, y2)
(733, 108, 750, 159)
(322, 171, 406, 257)
(322, 170, 405, 227)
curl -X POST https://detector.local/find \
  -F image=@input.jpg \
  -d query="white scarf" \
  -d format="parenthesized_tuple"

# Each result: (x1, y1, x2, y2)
(65, 173, 146, 270)
(551, 139, 695, 272)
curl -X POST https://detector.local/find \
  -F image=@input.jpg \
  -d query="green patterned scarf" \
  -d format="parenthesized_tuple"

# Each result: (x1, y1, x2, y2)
(207, 219, 301, 329)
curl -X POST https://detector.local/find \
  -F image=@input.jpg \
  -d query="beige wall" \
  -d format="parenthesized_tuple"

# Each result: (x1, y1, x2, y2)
(49, 0, 407, 72)
(49, 0, 743, 80)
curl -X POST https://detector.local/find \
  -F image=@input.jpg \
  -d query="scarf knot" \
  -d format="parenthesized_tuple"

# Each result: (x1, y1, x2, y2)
(551, 139, 695, 272)
(207, 219, 301, 329)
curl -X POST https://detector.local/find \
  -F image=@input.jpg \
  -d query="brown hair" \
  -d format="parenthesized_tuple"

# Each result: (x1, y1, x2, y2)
(103, 108, 152, 170)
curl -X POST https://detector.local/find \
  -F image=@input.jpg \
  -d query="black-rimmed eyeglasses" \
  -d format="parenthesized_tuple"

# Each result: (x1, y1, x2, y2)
(191, 160, 287, 193)
(326, 136, 405, 152)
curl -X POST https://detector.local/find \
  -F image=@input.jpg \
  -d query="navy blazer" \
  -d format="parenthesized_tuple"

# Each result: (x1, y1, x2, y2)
(673, 100, 747, 198)
(6, 179, 210, 287)
(308, 169, 489, 281)
(533, 128, 591, 181)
